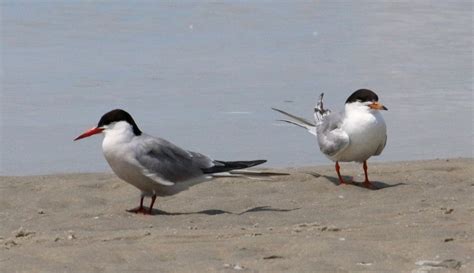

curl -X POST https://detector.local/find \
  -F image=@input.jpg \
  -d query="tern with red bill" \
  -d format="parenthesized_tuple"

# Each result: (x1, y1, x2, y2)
(272, 89, 387, 188)
(74, 109, 266, 214)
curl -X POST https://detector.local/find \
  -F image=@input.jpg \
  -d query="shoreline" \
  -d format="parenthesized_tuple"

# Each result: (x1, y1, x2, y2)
(1, 157, 471, 177)
(1, 158, 473, 272)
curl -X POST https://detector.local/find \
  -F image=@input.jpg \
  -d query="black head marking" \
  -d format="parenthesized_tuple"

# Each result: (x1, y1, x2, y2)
(97, 109, 142, 136)
(345, 89, 379, 104)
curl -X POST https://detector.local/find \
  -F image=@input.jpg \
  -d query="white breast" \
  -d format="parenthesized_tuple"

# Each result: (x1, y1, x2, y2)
(337, 107, 386, 162)
(101, 122, 159, 195)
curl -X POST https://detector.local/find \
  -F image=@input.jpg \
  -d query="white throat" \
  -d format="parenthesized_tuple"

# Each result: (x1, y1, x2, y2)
(102, 121, 136, 146)
(342, 101, 385, 135)
(344, 101, 371, 115)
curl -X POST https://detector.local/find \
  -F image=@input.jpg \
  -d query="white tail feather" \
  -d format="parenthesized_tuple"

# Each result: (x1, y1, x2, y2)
(272, 108, 317, 136)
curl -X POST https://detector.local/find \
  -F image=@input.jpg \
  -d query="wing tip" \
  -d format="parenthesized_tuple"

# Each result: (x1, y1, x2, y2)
(202, 159, 267, 174)
(251, 159, 267, 166)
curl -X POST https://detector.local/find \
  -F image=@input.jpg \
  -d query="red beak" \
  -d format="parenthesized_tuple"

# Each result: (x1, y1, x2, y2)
(74, 127, 104, 141)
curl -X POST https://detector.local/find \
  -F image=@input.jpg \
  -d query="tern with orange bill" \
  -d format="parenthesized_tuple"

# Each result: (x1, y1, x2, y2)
(272, 89, 387, 188)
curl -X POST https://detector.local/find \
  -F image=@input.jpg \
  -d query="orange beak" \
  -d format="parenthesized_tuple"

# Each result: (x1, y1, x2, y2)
(74, 127, 104, 141)
(369, 101, 388, 111)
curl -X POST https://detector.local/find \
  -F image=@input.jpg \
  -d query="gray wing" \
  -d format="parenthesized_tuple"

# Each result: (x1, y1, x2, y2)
(316, 112, 350, 157)
(374, 134, 387, 156)
(135, 135, 214, 185)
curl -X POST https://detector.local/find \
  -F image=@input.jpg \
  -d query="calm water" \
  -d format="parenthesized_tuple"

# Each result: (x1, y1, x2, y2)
(1, 1, 472, 175)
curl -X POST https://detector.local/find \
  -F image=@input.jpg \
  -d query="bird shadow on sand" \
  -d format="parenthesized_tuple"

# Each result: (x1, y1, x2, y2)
(305, 172, 405, 190)
(133, 206, 300, 216)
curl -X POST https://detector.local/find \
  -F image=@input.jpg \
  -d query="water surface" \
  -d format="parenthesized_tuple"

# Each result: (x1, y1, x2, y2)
(1, 1, 472, 175)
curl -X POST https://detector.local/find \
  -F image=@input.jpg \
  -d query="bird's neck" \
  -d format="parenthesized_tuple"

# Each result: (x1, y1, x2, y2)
(344, 103, 374, 116)
(103, 122, 137, 147)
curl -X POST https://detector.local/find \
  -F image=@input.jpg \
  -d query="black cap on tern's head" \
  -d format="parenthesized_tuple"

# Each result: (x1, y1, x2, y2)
(345, 89, 387, 110)
(74, 109, 142, 141)
(97, 109, 142, 136)
(345, 89, 379, 104)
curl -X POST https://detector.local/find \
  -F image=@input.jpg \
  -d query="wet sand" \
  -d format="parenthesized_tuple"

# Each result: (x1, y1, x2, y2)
(0, 158, 472, 272)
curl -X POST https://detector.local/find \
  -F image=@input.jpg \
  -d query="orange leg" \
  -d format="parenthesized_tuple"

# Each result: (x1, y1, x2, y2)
(362, 161, 373, 188)
(335, 161, 348, 185)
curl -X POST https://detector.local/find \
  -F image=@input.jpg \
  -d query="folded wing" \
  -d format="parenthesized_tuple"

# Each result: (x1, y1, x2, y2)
(316, 112, 350, 157)
(135, 136, 214, 185)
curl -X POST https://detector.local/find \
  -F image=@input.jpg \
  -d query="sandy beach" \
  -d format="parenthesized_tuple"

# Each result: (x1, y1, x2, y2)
(0, 158, 472, 272)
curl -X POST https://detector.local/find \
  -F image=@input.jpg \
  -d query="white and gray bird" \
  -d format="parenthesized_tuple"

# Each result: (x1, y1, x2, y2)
(272, 89, 387, 188)
(74, 109, 266, 214)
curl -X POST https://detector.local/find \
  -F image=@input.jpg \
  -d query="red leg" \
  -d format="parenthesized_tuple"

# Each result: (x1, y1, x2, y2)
(362, 161, 373, 188)
(335, 161, 348, 185)
(127, 196, 147, 214)
(148, 195, 157, 214)
(140, 195, 144, 210)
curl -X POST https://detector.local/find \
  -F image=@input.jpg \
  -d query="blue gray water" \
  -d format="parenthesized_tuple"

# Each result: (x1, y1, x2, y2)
(1, 1, 472, 175)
